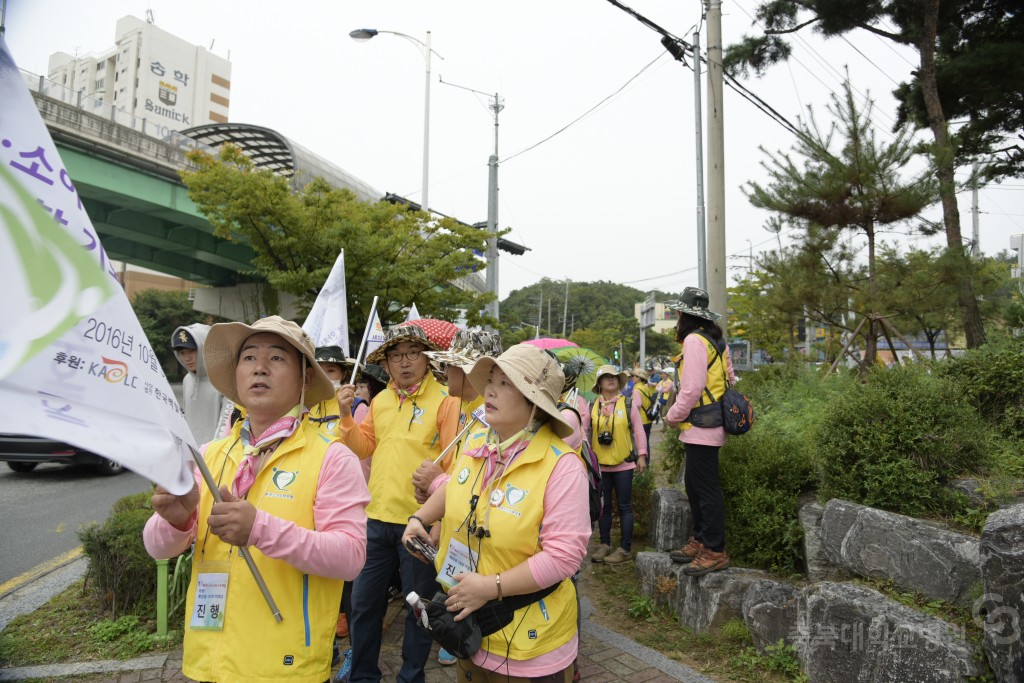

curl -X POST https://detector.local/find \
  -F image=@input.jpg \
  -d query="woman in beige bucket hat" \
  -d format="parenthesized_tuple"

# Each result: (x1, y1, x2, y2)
(401, 343, 591, 678)
(143, 316, 370, 683)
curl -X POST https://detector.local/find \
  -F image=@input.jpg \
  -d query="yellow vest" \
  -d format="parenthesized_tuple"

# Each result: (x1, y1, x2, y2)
(635, 383, 655, 425)
(366, 372, 451, 524)
(182, 420, 343, 683)
(675, 334, 728, 429)
(308, 395, 343, 436)
(590, 396, 634, 466)
(439, 427, 578, 660)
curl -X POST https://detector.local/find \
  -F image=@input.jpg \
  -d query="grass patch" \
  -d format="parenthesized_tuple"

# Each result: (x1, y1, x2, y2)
(0, 580, 182, 667)
(586, 562, 805, 682)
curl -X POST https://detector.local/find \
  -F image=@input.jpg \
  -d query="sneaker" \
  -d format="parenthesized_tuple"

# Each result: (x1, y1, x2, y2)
(590, 543, 613, 563)
(334, 648, 352, 682)
(437, 647, 457, 666)
(603, 547, 632, 565)
(335, 612, 349, 638)
(682, 548, 730, 576)
(670, 536, 704, 564)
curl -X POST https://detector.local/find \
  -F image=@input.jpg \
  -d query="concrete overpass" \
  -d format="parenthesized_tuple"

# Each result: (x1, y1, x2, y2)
(27, 71, 517, 318)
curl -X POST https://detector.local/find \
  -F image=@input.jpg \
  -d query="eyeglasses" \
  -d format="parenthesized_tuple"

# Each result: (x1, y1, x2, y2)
(386, 348, 424, 363)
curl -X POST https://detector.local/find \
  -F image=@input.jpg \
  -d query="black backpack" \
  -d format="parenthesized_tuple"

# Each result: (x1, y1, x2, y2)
(558, 400, 602, 525)
(687, 332, 755, 436)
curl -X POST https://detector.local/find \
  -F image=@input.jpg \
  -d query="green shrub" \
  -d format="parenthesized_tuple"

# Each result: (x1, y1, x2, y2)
(632, 467, 656, 538)
(719, 366, 843, 574)
(79, 491, 158, 617)
(936, 335, 1024, 440)
(815, 363, 993, 518)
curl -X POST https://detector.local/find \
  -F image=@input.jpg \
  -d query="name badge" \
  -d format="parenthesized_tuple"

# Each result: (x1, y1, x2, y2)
(436, 538, 478, 591)
(190, 561, 229, 631)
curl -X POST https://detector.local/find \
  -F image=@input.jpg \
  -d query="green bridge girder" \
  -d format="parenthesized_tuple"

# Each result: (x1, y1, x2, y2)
(58, 145, 257, 286)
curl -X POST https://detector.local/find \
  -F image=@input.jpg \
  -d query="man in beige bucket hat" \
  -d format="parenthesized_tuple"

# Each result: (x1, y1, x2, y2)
(143, 316, 370, 683)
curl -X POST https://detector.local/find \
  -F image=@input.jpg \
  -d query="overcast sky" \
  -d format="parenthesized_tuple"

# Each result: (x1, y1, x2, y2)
(5, 0, 1022, 301)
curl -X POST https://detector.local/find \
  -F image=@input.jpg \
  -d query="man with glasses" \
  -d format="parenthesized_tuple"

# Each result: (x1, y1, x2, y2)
(336, 325, 460, 683)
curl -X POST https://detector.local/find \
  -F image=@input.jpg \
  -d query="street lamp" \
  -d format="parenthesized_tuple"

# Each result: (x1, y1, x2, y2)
(349, 28, 442, 213)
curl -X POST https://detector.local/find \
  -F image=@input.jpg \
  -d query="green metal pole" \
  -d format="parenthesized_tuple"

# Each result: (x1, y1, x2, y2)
(156, 559, 168, 637)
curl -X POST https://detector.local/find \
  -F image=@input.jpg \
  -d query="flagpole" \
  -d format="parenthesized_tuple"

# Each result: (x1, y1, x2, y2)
(348, 296, 380, 386)
(432, 417, 480, 464)
(190, 446, 283, 623)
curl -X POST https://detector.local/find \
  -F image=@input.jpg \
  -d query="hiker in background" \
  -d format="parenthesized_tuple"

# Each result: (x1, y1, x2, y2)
(589, 365, 647, 566)
(171, 324, 229, 444)
(308, 345, 353, 436)
(145, 316, 370, 683)
(632, 368, 656, 464)
(336, 324, 461, 683)
(656, 370, 677, 430)
(666, 287, 735, 576)
(402, 343, 590, 680)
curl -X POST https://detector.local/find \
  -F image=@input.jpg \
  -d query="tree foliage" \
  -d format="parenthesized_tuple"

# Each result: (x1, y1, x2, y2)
(180, 145, 496, 339)
(745, 80, 938, 368)
(725, 0, 993, 347)
(892, 0, 1024, 180)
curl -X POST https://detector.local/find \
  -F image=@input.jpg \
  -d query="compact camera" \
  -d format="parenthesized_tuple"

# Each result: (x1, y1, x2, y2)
(597, 431, 614, 446)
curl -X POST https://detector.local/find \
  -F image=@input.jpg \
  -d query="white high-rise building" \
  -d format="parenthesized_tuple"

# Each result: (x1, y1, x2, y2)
(47, 15, 231, 137)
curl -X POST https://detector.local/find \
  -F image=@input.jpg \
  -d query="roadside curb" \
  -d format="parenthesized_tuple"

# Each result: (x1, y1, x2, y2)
(0, 555, 86, 632)
(0, 654, 167, 681)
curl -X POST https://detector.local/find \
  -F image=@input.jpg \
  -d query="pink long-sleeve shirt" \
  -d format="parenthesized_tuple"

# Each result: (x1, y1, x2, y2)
(143, 441, 370, 581)
(666, 333, 737, 447)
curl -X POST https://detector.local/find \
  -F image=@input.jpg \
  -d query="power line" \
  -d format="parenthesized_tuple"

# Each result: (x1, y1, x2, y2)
(499, 51, 667, 164)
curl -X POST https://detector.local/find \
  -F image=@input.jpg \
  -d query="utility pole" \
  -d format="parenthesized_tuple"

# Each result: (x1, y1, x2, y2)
(547, 297, 552, 333)
(535, 290, 543, 339)
(440, 79, 503, 322)
(694, 29, 707, 290)
(705, 0, 727, 320)
(562, 279, 569, 337)
(971, 162, 980, 258)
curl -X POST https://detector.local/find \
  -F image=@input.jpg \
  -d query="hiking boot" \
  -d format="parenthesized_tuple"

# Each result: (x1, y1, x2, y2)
(590, 543, 613, 563)
(682, 548, 730, 576)
(603, 547, 632, 565)
(669, 537, 704, 564)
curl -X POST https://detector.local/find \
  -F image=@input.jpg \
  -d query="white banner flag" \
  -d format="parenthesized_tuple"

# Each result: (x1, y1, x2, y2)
(0, 43, 196, 494)
(364, 306, 387, 358)
(301, 249, 349, 356)
(405, 303, 421, 322)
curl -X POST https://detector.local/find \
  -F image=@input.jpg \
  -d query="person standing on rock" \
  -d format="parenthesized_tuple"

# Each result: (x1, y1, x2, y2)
(665, 287, 735, 576)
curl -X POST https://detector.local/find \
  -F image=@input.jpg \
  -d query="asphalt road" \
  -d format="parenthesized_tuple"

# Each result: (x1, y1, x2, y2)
(0, 463, 151, 585)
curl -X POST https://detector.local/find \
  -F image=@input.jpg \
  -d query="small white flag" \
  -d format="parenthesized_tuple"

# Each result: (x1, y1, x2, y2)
(406, 303, 421, 322)
(364, 307, 387, 358)
(302, 249, 349, 356)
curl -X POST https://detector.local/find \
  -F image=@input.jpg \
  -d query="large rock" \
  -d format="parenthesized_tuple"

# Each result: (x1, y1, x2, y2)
(800, 582, 979, 682)
(820, 499, 980, 606)
(799, 499, 850, 582)
(636, 552, 799, 651)
(649, 487, 690, 552)
(742, 579, 801, 652)
(979, 503, 1024, 682)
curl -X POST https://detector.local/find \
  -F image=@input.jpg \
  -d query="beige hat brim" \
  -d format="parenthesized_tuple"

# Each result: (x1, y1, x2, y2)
(204, 320, 334, 408)
(592, 366, 629, 395)
(468, 356, 574, 440)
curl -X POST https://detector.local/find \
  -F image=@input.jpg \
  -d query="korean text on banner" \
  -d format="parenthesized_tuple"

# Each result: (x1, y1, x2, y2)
(301, 249, 349, 357)
(0, 42, 196, 494)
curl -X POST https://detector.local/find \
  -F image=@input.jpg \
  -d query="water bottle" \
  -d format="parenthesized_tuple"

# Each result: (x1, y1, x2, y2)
(406, 591, 429, 629)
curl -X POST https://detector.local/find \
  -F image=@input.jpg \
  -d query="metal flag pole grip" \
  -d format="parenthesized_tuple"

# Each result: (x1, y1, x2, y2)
(348, 295, 380, 387)
(189, 446, 283, 623)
